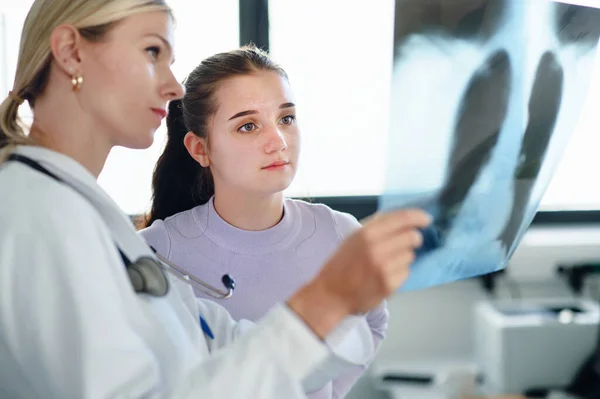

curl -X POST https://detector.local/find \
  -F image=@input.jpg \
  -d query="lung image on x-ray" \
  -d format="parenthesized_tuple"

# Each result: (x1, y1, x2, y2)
(379, 0, 600, 291)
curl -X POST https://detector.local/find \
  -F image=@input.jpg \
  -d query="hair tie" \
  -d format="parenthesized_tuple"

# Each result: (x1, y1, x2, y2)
(8, 91, 24, 105)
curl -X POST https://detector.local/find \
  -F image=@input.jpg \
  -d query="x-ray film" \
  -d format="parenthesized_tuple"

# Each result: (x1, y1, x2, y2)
(380, 0, 600, 291)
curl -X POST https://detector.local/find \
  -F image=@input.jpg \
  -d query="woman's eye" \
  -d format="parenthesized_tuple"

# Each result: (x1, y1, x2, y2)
(239, 123, 256, 133)
(281, 115, 296, 125)
(146, 46, 160, 60)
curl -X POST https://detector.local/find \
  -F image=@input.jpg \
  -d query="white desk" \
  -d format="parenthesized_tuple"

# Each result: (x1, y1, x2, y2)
(371, 357, 480, 399)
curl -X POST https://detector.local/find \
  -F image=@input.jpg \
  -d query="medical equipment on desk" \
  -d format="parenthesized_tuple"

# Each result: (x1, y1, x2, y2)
(6, 153, 236, 300)
(474, 298, 600, 395)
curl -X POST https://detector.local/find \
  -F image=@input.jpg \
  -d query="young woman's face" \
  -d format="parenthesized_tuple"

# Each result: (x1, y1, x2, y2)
(207, 70, 300, 197)
(78, 11, 184, 149)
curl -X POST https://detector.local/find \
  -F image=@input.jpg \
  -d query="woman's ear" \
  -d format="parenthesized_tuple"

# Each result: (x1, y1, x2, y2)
(49, 24, 83, 77)
(184, 132, 211, 167)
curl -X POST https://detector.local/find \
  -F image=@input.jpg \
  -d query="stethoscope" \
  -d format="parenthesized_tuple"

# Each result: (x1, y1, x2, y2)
(6, 153, 236, 301)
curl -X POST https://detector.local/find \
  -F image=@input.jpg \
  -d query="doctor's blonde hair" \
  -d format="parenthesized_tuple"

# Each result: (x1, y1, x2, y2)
(0, 0, 172, 159)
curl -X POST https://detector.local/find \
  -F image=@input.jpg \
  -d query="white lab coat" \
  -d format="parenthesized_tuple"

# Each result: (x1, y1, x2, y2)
(0, 146, 375, 399)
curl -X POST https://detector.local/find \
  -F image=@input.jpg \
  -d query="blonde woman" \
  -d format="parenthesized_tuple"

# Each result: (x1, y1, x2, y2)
(0, 1, 431, 398)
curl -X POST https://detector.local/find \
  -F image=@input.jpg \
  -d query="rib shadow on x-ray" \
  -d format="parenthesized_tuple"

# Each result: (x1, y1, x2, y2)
(379, 0, 600, 292)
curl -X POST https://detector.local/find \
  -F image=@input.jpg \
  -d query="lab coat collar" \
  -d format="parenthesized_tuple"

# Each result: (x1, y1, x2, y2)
(11, 145, 152, 260)
(14, 145, 99, 189)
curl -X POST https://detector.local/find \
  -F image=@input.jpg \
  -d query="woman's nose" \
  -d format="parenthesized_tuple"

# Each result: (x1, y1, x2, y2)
(263, 126, 288, 153)
(162, 70, 185, 101)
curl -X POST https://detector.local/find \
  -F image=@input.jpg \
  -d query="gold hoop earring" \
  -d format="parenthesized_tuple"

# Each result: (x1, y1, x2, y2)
(71, 73, 83, 92)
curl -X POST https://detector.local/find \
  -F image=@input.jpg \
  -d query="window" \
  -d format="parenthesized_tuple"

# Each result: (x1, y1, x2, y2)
(1, 3, 35, 125)
(270, 0, 600, 212)
(541, 72, 600, 211)
(0, 13, 7, 101)
(270, 0, 396, 199)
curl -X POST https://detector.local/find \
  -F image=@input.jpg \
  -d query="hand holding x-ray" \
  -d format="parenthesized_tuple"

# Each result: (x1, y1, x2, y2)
(380, 0, 600, 291)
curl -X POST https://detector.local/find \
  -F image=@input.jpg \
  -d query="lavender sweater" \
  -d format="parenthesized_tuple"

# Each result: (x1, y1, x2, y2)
(139, 197, 390, 398)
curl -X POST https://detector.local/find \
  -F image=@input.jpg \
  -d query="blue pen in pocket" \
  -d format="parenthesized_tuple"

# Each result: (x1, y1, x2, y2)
(200, 315, 214, 340)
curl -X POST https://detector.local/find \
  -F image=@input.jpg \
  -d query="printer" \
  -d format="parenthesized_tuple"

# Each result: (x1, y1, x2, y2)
(474, 298, 600, 395)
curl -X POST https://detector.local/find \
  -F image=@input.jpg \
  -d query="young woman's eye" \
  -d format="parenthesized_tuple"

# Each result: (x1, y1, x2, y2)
(239, 122, 257, 133)
(146, 46, 161, 60)
(280, 114, 296, 125)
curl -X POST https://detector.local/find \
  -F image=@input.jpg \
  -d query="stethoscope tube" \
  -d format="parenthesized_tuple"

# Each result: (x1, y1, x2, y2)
(150, 247, 235, 299)
(5, 153, 236, 300)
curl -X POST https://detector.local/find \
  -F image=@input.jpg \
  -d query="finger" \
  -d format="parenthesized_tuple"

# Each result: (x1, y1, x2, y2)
(363, 208, 431, 233)
(363, 208, 432, 240)
(375, 228, 423, 260)
(384, 254, 413, 290)
(389, 247, 417, 271)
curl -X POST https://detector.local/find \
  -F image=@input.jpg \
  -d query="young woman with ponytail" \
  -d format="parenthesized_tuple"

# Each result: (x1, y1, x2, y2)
(140, 45, 391, 399)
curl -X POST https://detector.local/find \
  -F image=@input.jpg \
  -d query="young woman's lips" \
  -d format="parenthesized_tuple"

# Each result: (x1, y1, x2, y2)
(262, 161, 289, 170)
